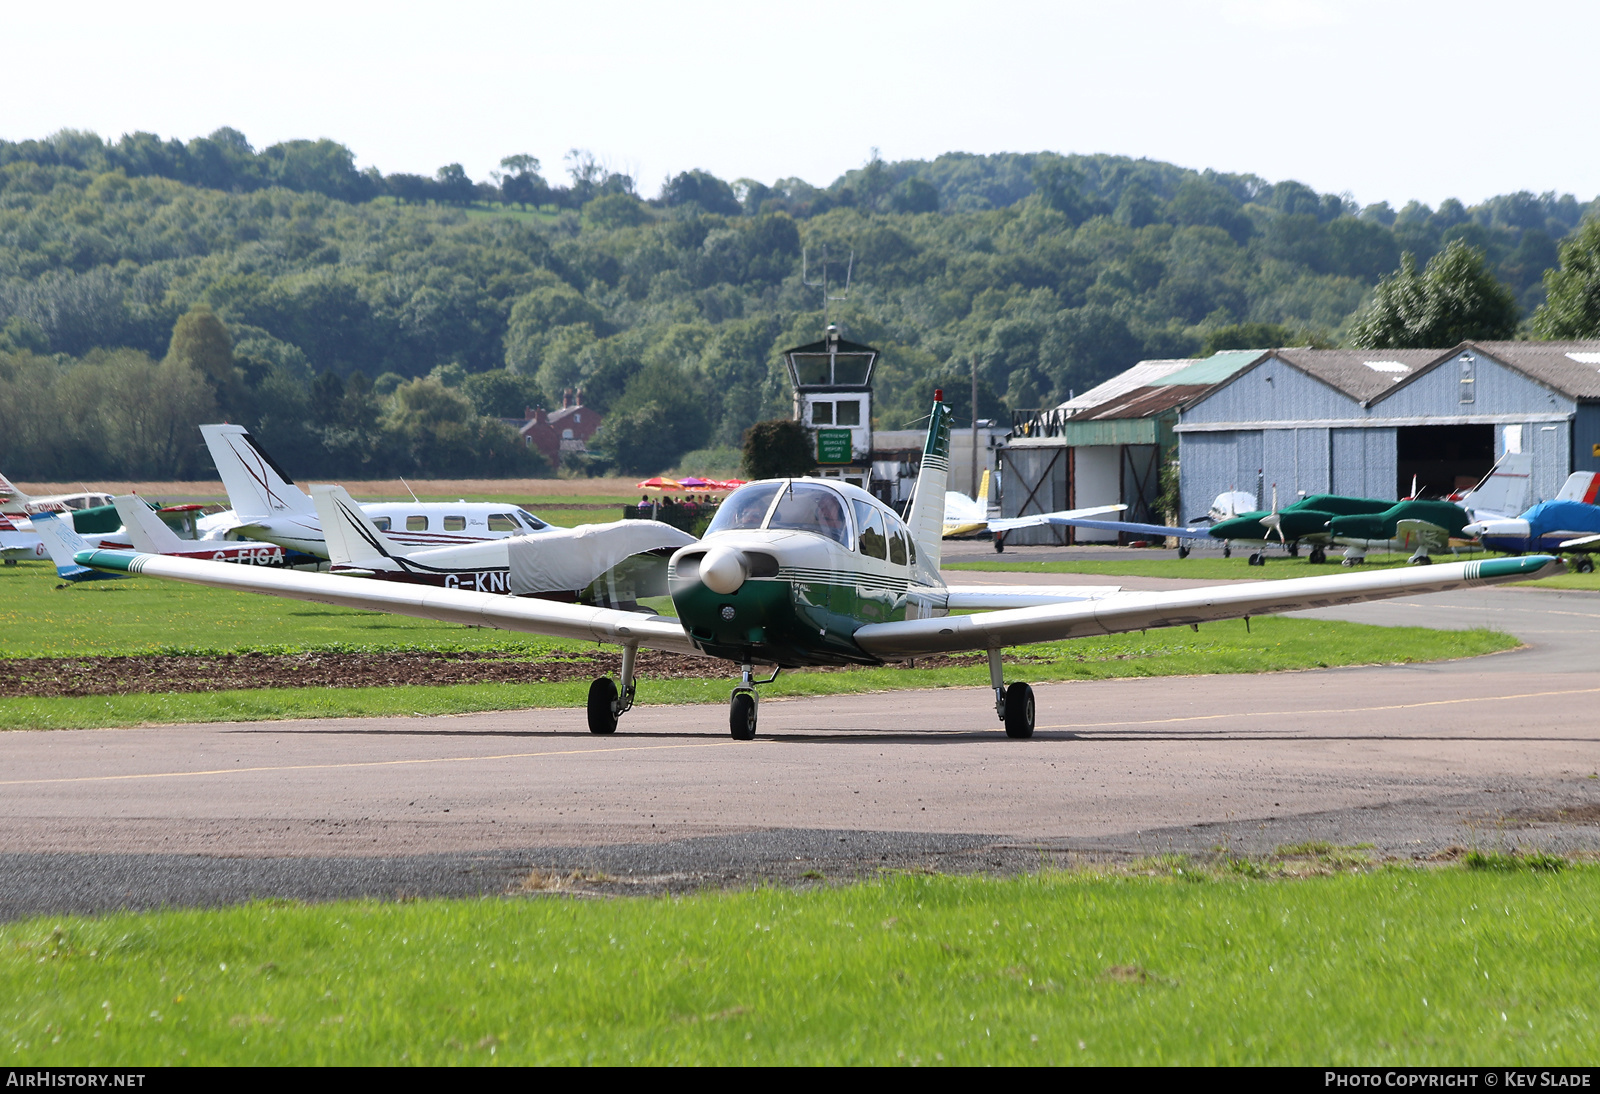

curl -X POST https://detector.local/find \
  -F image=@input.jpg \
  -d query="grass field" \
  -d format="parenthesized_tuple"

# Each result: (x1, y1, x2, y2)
(3, 865, 1592, 1065)
(0, 563, 1517, 730)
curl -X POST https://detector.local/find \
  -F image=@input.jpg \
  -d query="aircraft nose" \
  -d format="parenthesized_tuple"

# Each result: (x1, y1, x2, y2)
(699, 545, 747, 594)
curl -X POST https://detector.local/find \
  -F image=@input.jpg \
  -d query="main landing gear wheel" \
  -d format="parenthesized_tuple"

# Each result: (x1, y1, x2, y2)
(1248, 552, 1265, 567)
(1408, 554, 1433, 565)
(1003, 682, 1035, 739)
(586, 677, 619, 735)
(1177, 544, 1191, 559)
(1578, 557, 1596, 574)
(1308, 547, 1327, 565)
(730, 692, 757, 740)
(993, 534, 1006, 553)
(1288, 543, 1300, 558)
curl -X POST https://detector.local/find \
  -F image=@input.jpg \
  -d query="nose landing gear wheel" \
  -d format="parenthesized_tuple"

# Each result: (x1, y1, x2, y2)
(1003, 682, 1035, 739)
(730, 692, 757, 740)
(1308, 547, 1326, 565)
(586, 677, 619, 735)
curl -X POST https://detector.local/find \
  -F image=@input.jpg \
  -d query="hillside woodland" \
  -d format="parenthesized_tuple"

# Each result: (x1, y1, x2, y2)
(2, 129, 1598, 479)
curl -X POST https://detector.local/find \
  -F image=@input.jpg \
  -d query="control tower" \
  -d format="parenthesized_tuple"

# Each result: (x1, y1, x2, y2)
(780, 324, 878, 491)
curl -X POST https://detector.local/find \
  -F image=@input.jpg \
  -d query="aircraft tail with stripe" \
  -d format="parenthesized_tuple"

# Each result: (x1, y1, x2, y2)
(904, 393, 954, 576)
(199, 423, 314, 520)
(31, 512, 126, 583)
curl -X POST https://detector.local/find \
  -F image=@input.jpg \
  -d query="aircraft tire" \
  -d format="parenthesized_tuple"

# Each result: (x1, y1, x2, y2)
(1248, 552, 1264, 566)
(1003, 682, 1035, 739)
(586, 677, 619, 735)
(1308, 548, 1326, 565)
(730, 692, 757, 740)
(1409, 555, 1432, 566)
(1177, 545, 1190, 559)
(993, 537, 1005, 553)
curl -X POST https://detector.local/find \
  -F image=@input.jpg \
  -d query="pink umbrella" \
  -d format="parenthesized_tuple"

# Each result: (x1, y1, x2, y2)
(677, 476, 712, 488)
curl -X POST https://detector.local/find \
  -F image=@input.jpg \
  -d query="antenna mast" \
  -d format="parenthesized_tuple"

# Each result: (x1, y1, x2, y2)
(802, 246, 854, 329)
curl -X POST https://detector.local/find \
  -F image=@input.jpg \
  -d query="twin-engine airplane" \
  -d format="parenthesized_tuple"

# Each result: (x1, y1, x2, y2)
(76, 395, 1559, 740)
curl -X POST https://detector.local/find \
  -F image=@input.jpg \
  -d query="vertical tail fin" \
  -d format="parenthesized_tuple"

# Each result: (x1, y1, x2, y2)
(199, 424, 314, 520)
(906, 392, 954, 573)
(112, 496, 188, 554)
(1461, 451, 1532, 520)
(31, 512, 120, 581)
(310, 484, 401, 569)
(0, 472, 31, 509)
(976, 467, 992, 510)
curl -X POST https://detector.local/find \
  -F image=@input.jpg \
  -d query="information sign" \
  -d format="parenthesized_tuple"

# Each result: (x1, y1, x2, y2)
(816, 429, 853, 464)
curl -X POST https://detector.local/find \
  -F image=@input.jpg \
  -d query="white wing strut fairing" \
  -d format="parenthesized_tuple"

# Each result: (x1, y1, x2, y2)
(75, 549, 704, 657)
(852, 555, 1558, 658)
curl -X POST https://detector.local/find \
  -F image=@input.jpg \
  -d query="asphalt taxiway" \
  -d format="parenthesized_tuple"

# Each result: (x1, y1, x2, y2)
(2, 580, 1597, 918)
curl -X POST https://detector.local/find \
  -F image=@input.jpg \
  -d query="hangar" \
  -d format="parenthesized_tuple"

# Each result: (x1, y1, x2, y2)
(1176, 340, 1600, 519)
(999, 352, 1258, 545)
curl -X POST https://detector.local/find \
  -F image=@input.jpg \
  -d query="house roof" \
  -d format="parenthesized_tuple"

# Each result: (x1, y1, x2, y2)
(1269, 348, 1445, 402)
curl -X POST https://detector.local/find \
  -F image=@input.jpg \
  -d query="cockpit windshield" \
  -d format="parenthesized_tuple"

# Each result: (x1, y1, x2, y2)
(705, 482, 783, 536)
(767, 483, 850, 546)
(516, 509, 548, 531)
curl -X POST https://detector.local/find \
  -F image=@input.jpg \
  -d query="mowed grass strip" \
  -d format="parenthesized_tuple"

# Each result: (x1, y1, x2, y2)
(3, 868, 1594, 1065)
(0, 617, 1517, 730)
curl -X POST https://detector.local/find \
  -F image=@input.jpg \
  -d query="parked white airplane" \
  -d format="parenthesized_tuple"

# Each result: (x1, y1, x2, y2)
(0, 512, 48, 564)
(200, 423, 553, 559)
(313, 483, 697, 605)
(112, 495, 289, 567)
(79, 395, 1558, 740)
(0, 472, 112, 514)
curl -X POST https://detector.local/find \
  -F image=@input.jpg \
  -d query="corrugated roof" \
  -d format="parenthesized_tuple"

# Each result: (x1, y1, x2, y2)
(1070, 384, 1214, 421)
(1052, 359, 1198, 413)
(1271, 348, 1445, 402)
(1466, 340, 1600, 400)
(1151, 349, 1267, 386)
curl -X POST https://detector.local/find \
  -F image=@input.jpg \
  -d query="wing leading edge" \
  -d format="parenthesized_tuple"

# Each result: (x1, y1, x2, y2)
(75, 549, 703, 656)
(853, 555, 1558, 658)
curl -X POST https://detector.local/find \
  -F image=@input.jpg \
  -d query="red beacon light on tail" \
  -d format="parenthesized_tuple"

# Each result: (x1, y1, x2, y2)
(934, 389, 943, 401)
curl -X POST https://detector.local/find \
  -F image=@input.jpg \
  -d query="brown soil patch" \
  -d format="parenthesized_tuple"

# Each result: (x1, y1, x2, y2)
(0, 649, 1015, 698)
(1505, 803, 1600, 825)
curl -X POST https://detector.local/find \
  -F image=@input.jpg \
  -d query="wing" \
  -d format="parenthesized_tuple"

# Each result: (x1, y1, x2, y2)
(76, 549, 704, 656)
(1559, 533, 1600, 550)
(1041, 517, 1211, 539)
(854, 555, 1558, 658)
(988, 503, 1126, 534)
(944, 584, 1122, 610)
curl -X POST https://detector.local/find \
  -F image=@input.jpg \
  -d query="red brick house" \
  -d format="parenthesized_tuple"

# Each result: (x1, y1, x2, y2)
(507, 389, 603, 469)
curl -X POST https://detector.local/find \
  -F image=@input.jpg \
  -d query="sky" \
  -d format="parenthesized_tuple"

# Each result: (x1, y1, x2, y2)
(5, 0, 1595, 209)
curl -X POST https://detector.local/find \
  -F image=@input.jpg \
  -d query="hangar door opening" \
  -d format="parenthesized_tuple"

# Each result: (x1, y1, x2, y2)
(1396, 424, 1493, 498)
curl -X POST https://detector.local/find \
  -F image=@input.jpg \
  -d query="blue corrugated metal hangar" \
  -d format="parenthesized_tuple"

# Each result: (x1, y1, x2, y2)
(1176, 340, 1600, 519)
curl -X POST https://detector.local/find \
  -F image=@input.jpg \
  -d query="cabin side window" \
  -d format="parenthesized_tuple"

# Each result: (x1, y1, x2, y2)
(488, 514, 518, 532)
(887, 522, 907, 565)
(373, 517, 391, 531)
(443, 516, 466, 531)
(406, 516, 428, 531)
(851, 500, 887, 560)
(517, 509, 548, 530)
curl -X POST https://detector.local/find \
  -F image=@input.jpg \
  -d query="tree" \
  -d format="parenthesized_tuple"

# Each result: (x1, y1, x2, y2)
(742, 418, 814, 480)
(166, 304, 245, 416)
(434, 163, 475, 205)
(1201, 322, 1295, 355)
(660, 169, 741, 216)
(493, 154, 546, 209)
(1533, 219, 1600, 339)
(1349, 241, 1520, 348)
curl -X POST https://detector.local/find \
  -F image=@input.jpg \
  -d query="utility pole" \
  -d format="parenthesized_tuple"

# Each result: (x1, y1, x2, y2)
(970, 355, 980, 501)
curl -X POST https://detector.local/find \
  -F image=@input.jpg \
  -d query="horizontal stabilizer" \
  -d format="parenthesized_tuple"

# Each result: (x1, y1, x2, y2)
(1043, 517, 1210, 539)
(989, 503, 1125, 534)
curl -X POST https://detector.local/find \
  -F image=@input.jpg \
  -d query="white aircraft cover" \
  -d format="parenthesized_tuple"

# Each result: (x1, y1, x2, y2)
(507, 520, 698, 595)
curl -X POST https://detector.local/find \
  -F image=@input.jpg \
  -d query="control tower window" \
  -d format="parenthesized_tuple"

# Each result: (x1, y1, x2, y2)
(811, 401, 833, 424)
(835, 400, 861, 426)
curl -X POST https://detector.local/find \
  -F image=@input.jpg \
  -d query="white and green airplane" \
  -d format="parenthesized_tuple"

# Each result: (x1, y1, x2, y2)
(75, 395, 1559, 741)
